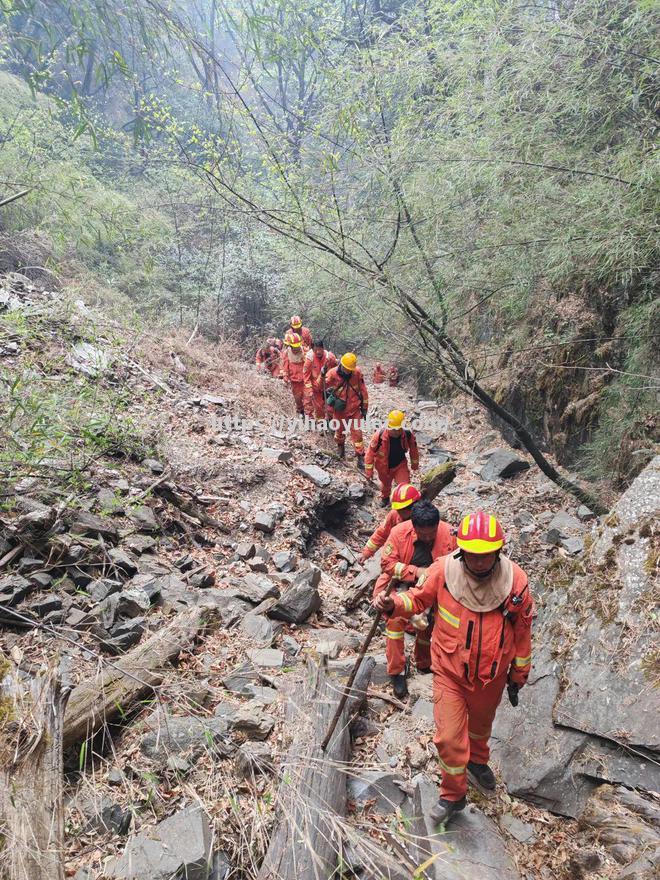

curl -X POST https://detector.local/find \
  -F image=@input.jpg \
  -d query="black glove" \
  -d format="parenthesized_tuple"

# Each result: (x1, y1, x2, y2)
(507, 682, 520, 707)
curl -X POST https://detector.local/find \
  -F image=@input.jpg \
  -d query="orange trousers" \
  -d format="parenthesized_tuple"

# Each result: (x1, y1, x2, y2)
(383, 616, 432, 675)
(305, 389, 326, 419)
(333, 416, 364, 456)
(375, 459, 410, 500)
(432, 671, 507, 801)
(289, 381, 305, 414)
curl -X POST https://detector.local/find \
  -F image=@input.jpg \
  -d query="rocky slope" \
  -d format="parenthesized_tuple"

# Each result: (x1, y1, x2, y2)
(0, 273, 658, 880)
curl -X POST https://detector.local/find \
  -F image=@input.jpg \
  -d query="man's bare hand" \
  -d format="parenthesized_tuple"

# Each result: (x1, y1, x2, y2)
(373, 593, 395, 613)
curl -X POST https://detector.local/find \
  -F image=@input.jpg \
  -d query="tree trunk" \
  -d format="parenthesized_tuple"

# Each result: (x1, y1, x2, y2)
(63, 607, 208, 748)
(257, 657, 375, 879)
(0, 658, 67, 880)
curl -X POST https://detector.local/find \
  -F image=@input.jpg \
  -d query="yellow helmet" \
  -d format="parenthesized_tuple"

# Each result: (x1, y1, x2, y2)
(340, 352, 357, 371)
(285, 330, 302, 348)
(387, 409, 405, 429)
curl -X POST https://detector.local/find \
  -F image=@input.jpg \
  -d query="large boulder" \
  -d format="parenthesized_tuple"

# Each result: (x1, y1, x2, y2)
(268, 568, 321, 623)
(410, 777, 521, 880)
(492, 456, 660, 818)
(479, 448, 530, 481)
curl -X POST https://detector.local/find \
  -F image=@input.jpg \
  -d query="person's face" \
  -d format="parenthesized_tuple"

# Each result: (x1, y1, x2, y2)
(414, 524, 437, 544)
(314, 345, 323, 357)
(463, 551, 498, 576)
(400, 507, 414, 521)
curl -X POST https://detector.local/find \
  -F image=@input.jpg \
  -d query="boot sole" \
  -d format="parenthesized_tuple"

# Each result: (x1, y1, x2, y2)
(467, 769, 497, 798)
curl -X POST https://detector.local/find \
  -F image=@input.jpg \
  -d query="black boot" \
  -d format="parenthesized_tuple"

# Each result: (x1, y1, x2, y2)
(390, 673, 408, 699)
(467, 761, 496, 792)
(430, 796, 466, 826)
(416, 666, 433, 675)
(356, 455, 365, 471)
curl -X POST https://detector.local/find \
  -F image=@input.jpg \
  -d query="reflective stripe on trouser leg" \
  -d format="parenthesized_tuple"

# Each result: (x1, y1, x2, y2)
(432, 673, 469, 801)
(384, 616, 406, 676)
(465, 673, 507, 765)
(350, 423, 364, 455)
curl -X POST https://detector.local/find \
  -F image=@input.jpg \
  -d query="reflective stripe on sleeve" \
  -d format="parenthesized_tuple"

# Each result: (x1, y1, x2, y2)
(384, 629, 404, 639)
(513, 655, 532, 667)
(393, 562, 406, 579)
(399, 593, 413, 612)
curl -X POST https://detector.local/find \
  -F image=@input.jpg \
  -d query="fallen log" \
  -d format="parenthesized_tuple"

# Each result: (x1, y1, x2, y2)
(257, 657, 375, 880)
(0, 656, 67, 880)
(63, 607, 208, 748)
(344, 554, 381, 610)
(420, 460, 457, 502)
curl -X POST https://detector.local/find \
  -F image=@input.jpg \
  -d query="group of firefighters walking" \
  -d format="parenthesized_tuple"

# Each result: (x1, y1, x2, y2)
(254, 314, 534, 828)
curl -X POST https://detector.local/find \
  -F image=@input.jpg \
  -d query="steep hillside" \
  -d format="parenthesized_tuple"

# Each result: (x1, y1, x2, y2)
(1, 272, 658, 879)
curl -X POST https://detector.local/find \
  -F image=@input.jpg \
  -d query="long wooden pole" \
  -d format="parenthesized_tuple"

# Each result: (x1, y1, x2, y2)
(321, 580, 396, 751)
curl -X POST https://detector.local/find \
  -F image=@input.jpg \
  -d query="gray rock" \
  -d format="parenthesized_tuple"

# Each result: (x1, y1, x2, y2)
(166, 755, 191, 774)
(28, 596, 62, 617)
(262, 448, 293, 463)
(272, 550, 297, 572)
(189, 568, 215, 588)
(411, 698, 434, 725)
(117, 588, 151, 618)
(513, 510, 536, 528)
(315, 640, 341, 658)
(328, 653, 389, 687)
(247, 648, 284, 668)
(66, 607, 95, 629)
(108, 547, 139, 576)
(236, 542, 256, 560)
(84, 797, 132, 835)
(107, 805, 212, 880)
(543, 510, 583, 544)
(234, 742, 274, 778)
(103, 618, 145, 654)
(337, 560, 349, 575)
(97, 488, 125, 515)
(243, 684, 279, 706)
(142, 458, 164, 474)
(211, 852, 232, 880)
(411, 777, 521, 879)
(68, 341, 111, 378)
(88, 578, 122, 603)
(247, 558, 268, 573)
(308, 628, 361, 650)
(124, 534, 157, 555)
(499, 813, 537, 843)
(129, 506, 160, 534)
(0, 574, 31, 606)
(296, 464, 332, 487)
(347, 482, 366, 501)
(240, 612, 276, 647)
(268, 579, 321, 624)
(197, 591, 252, 626)
(560, 535, 584, 555)
(229, 702, 276, 740)
(479, 449, 530, 481)
(222, 663, 260, 695)
(107, 768, 124, 787)
(140, 715, 233, 761)
(70, 511, 119, 542)
(281, 635, 301, 656)
(348, 771, 406, 813)
(577, 504, 596, 521)
(231, 575, 280, 604)
(28, 571, 53, 589)
(254, 511, 275, 533)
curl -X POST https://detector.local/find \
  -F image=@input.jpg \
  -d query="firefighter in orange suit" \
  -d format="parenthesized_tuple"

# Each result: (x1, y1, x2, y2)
(374, 512, 534, 826)
(373, 501, 456, 697)
(280, 331, 306, 414)
(373, 362, 385, 384)
(303, 340, 337, 419)
(289, 315, 313, 352)
(388, 364, 399, 387)
(359, 483, 421, 563)
(255, 340, 280, 377)
(324, 353, 369, 468)
(365, 410, 420, 506)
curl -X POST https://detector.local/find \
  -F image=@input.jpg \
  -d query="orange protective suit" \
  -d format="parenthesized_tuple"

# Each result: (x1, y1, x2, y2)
(373, 363, 385, 384)
(388, 553, 533, 801)
(281, 348, 306, 414)
(365, 428, 420, 501)
(303, 348, 337, 418)
(388, 365, 399, 387)
(255, 345, 280, 377)
(324, 365, 369, 456)
(362, 509, 405, 559)
(374, 520, 456, 675)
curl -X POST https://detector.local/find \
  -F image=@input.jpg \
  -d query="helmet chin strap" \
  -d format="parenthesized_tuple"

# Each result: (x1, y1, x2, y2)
(459, 549, 500, 579)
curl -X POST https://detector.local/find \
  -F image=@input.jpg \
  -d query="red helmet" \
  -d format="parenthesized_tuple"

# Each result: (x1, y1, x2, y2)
(290, 315, 303, 329)
(456, 512, 505, 554)
(391, 483, 421, 511)
(285, 330, 302, 348)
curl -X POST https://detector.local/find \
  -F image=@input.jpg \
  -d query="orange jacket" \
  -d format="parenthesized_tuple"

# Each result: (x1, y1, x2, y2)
(364, 428, 419, 476)
(373, 364, 385, 383)
(297, 326, 313, 351)
(363, 509, 404, 559)
(324, 366, 368, 418)
(303, 349, 337, 393)
(375, 519, 456, 593)
(256, 345, 279, 375)
(281, 349, 305, 384)
(389, 554, 534, 689)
